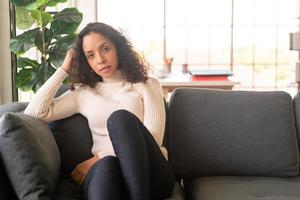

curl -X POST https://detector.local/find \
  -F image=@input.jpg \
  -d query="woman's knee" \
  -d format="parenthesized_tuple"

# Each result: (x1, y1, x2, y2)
(107, 110, 135, 125)
(83, 156, 119, 187)
(83, 156, 124, 200)
(91, 156, 119, 173)
(107, 110, 139, 134)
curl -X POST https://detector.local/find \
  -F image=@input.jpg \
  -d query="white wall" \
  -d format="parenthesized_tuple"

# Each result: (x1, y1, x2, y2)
(0, 0, 13, 104)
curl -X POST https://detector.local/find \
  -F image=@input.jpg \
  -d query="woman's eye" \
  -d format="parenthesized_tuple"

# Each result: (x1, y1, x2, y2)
(102, 46, 110, 53)
(87, 54, 94, 59)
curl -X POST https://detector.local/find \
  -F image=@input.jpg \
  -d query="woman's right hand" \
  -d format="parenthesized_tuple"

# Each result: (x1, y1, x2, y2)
(61, 48, 75, 73)
(71, 155, 100, 186)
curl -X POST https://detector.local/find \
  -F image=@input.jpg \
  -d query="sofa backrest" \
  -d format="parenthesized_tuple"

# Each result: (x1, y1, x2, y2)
(166, 88, 299, 179)
(292, 92, 300, 155)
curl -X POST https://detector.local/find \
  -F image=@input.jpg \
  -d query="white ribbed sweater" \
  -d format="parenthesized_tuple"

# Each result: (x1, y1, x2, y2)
(24, 67, 167, 159)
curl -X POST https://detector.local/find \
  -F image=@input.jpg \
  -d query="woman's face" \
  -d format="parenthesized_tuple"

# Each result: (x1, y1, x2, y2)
(82, 32, 119, 79)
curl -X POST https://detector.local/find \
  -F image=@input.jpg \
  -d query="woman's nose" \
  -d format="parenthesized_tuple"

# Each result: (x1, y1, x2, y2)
(96, 53, 106, 65)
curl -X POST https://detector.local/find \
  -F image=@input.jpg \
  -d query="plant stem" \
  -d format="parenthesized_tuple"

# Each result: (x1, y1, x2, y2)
(39, 14, 47, 81)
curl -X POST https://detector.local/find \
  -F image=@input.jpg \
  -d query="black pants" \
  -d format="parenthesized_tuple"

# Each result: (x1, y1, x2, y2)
(83, 110, 175, 200)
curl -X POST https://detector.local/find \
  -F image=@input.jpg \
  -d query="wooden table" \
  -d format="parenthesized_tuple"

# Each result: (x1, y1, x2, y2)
(158, 73, 238, 98)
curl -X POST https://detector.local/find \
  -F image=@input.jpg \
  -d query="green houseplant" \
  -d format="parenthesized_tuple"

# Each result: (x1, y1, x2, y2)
(9, 0, 83, 92)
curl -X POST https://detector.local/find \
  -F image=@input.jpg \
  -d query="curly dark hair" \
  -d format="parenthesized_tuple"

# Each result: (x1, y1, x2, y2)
(69, 22, 149, 90)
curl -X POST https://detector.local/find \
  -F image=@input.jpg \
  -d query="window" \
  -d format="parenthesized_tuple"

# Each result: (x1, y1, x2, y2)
(97, 0, 164, 67)
(97, 0, 299, 91)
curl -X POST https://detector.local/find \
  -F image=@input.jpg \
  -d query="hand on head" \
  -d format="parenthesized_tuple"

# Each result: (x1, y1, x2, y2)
(61, 48, 75, 73)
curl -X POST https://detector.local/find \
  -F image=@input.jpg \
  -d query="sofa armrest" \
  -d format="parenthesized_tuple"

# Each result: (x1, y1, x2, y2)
(0, 84, 68, 117)
(0, 102, 28, 116)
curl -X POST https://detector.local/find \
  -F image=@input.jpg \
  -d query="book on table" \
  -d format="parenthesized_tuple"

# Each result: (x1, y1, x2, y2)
(189, 69, 233, 81)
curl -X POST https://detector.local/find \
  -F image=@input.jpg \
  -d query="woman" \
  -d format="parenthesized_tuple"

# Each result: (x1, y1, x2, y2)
(24, 22, 175, 200)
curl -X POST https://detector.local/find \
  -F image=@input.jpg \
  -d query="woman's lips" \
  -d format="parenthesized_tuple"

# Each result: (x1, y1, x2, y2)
(99, 66, 110, 72)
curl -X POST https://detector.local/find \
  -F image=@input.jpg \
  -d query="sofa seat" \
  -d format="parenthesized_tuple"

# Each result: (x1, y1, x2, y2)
(53, 178, 82, 200)
(185, 176, 300, 200)
(53, 179, 185, 200)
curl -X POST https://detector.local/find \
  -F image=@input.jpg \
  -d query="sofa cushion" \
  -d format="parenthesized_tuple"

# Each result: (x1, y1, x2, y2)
(53, 179, 185, 200)
(163, 181, 185, 200)
(167, 88, 299, 178)
(48, 114, 93, 177)
(53, 178, 82, 200)
(184, 176, 300, 200)
(0, 103, 26, 200)
(0, 112, 60, 200)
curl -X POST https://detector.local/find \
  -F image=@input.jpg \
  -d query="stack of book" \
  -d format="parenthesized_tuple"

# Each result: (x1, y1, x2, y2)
(189, 69, 233, 81)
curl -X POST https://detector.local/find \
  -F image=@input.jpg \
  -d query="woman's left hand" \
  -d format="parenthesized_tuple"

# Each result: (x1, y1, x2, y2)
(71, 155, 99, 186)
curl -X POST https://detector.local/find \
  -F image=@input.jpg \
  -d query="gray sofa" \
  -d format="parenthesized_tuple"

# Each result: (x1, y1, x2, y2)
(1, 87, 300, 200)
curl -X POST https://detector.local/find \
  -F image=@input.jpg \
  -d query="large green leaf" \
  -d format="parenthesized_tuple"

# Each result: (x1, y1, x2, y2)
(53, 8, 82, 23)
(31, 10, 53, 27)
(9, 28, 38, 54)
(10, 0, 35, 7)
(16, 68, 35, 91)
(31, 63, 55, 92)
(15, 6, 34, 30)
(48, 33, 76, 68)
(50, 8, 82, 35)
(34, 29, 44, 52)
(34, 29, 55, 54)
(17, 57, 39, 69)
(37, 27, 54, 47)
(25, 0, 48, 10)
(47, 0, 68, 7)
(16, 62, 56, 92)
(28, 68, 41, 92)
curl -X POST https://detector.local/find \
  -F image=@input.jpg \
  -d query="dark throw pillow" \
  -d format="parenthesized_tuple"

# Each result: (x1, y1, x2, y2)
(0, 112, 60, 200)
(48, 114, 93, 177)
(0, 161, 18, 200)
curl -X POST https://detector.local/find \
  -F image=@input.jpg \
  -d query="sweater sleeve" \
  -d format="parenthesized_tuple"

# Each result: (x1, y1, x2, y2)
(141, 77, 167, 157)
(24, 67, 83, 122)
